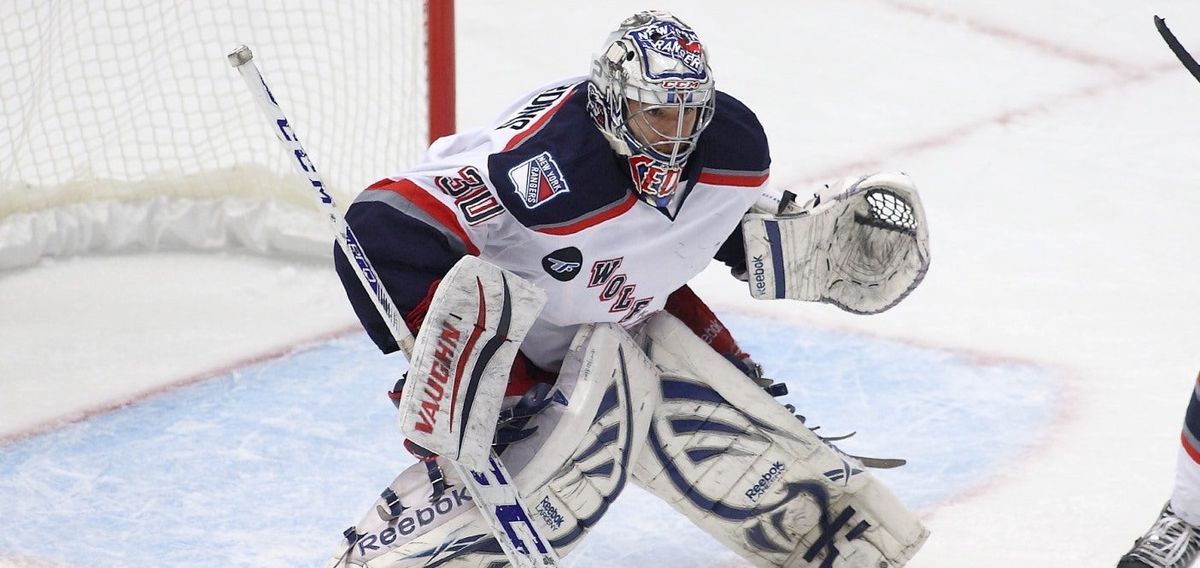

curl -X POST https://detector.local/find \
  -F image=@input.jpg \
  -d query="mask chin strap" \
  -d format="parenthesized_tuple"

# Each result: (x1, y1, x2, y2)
(627, 152, 684, 206)
(652, 194, 672, 208)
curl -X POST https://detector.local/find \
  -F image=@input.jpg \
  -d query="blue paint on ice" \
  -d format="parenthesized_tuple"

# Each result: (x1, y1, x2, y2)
(0, 313, 1057, 567)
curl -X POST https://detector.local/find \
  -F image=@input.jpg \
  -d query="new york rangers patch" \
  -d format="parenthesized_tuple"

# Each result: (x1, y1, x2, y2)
(508, 151, 570, 208)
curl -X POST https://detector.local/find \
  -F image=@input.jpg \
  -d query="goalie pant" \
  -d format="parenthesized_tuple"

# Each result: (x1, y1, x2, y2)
(1170, 371, 1200, 526)
(325, 313, 928, 568)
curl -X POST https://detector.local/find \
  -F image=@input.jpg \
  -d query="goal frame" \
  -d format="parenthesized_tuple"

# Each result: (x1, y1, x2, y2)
(427, 0, 456, 142)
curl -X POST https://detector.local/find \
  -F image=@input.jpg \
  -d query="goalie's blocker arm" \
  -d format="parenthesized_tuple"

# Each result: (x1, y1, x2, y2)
(741, 172, 930, 314)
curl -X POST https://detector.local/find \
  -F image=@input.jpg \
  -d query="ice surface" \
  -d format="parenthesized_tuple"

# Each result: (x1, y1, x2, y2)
(0, 322, 1054, 567)
(3, 1, 1200, 566)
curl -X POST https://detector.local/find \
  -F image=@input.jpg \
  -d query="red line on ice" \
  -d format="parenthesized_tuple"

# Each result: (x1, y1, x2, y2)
(787, 1, 1177, 188)
(787, 63, 1177, 188)
(0, 325, 361, 447)
(874, 0, 1140, 74)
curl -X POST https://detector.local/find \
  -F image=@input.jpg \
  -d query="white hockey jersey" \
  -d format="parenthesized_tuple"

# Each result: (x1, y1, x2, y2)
(335, 78, 771, 372)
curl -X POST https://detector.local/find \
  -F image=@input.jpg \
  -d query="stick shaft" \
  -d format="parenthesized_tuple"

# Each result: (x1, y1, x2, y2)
(1156, 16, 1200, 86)
(227, 46, 558, 567)
(228, 46, 415, 356)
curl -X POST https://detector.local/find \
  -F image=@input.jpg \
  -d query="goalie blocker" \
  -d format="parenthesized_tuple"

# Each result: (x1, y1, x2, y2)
(742, 172, 930, 314)
(397, 255, 547, 469)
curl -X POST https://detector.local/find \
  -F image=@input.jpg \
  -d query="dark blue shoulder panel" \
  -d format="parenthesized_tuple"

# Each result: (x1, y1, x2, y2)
(695, 91, 772, 174)
(693, 91, 771, 272)
(486, 84, 632, 229)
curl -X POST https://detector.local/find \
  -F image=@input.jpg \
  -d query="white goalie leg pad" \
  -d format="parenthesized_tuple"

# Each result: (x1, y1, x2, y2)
(742, 172, 930, 314)
(631, 312, 928, 567)
(505, 322, 659, 555)
(329, 323, 659, 567)
(398, 255, 547, 467)
(325, 460, 496, 568)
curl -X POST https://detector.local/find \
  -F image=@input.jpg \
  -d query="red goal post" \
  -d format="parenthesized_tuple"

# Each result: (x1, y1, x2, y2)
(0, 1, 456, 269)
(427, 0, 456, 142)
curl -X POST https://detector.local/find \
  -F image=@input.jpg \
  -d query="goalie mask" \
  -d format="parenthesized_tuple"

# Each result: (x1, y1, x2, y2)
(588, 11, 716, 206)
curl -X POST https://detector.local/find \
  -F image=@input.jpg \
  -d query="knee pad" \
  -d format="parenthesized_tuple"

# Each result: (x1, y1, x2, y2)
(632, 312, 928, 567)
(505, 322, 659, 554)
(327, 323, 660, 567)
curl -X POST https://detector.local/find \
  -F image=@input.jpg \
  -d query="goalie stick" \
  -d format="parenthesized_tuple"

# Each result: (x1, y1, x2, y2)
(227, 46, 560, 568)
(1155, 15, 1200, 86)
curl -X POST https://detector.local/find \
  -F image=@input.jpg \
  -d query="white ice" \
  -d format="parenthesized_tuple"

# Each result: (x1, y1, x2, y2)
(3, 1, 1200, 566)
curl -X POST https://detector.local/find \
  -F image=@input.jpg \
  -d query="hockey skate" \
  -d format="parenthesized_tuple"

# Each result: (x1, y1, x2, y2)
(1119, 503, 1200, 568)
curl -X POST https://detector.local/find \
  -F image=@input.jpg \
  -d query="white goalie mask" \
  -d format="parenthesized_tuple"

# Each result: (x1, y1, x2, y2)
(588, 11, 716, 205)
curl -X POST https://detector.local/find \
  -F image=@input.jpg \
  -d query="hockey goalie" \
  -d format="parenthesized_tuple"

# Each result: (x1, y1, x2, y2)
(327, 10, 931, 567)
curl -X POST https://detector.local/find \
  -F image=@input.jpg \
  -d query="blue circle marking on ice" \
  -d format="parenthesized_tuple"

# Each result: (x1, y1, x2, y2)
(721, 312, 1060, 509)
(0, 336, 410, 567)
(565, 313, 1060, 566)
(0, 316, 1057, 567)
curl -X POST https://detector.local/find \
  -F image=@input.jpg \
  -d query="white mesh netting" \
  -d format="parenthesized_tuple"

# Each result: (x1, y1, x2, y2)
(0, 0, 434, 269)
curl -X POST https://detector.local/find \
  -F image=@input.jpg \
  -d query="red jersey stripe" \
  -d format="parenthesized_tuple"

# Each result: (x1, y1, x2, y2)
(1183, 431, 1200, 465)
(502, 89, 578, 152)
(697, 170, 769, 188)
(366, 178, 480, 256)
(535, 194, 638, 236)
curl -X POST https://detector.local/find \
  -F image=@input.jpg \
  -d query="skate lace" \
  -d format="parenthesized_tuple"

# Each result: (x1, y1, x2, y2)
(1128, 509, 1200, 567)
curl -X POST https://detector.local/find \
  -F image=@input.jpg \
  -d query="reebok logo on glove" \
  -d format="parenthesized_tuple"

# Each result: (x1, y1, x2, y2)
(751, 255, 767, 295)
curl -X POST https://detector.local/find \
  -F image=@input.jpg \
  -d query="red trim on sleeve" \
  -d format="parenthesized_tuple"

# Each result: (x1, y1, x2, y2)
(502, 89, 577, 152)
(535, 194, 638, 236)
(697, 171, 769, 188)
(366, 178, 480, 255)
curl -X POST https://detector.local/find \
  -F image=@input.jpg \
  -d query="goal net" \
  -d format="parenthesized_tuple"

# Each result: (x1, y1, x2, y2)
(0, 0, 454, 269)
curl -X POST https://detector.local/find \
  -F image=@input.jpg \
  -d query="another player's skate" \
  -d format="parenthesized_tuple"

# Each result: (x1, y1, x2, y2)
(1119, 502, 1200, 568)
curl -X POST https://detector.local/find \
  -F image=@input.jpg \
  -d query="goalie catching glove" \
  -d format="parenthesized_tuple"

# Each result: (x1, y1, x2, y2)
(741, 172, 930, 314)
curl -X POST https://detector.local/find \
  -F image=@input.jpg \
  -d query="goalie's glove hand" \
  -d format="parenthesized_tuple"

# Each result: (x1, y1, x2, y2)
(741, 172, 930, 314)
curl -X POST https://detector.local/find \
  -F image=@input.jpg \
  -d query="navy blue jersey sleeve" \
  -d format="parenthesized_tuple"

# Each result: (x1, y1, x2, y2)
(333, 200, 464, 354)
(700, 90, 770, 274)
(700, 90, 771, 175)
(714, 225, 747, 273)
(485, 84, 633, 232)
